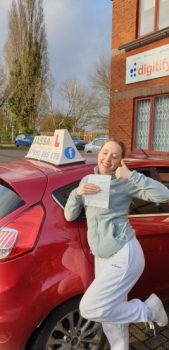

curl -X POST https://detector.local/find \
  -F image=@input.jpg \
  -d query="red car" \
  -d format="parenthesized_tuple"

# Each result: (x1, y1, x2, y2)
(0, 154, 169, 350)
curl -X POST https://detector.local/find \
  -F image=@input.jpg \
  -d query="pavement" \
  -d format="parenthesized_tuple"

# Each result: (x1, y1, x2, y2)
(0, 143, 15, 147)
(128, 302, 169, 350)
(103, 303, 169, 350)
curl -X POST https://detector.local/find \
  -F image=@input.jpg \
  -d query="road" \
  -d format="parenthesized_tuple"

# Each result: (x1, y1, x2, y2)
(0, 148, 169, 350)
(0, 148, 86, 163)
(0, 148, 28, 163)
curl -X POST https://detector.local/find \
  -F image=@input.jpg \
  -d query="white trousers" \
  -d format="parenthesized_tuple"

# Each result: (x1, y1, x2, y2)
(80, 236, 149, 350)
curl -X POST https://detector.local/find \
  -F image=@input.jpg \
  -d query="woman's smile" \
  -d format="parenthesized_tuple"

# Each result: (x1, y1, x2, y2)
(98, 141, 122, 174)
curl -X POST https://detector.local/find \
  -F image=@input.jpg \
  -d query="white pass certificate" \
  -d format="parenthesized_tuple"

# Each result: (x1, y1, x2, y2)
(84, 175, 111, 209)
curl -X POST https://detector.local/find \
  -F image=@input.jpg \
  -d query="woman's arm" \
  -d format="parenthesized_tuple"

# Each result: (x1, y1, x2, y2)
(115, 159, 169, 203)
(64, 188, 84, 221)
(64, 175, 99, 221)
(127, 170, 169, 203)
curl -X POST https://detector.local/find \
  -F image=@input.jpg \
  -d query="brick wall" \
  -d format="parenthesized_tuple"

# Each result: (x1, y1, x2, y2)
(109, 0, 169, 158)
(111, 0, 137, 49)
(110, 99, 133, 156)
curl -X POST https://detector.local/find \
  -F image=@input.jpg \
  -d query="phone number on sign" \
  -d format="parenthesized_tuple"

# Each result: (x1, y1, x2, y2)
(27, 149, 60, 161)
(41, 151, 60, 160)
(27, 149, 41, 157)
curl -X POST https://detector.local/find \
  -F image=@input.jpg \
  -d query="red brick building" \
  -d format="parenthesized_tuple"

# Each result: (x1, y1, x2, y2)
(110, 0, 169, 157)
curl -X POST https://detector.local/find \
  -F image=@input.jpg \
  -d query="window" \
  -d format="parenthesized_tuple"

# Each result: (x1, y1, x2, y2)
(134, 95, 169, 153)
(157, 169, 169, 188)
(138, 0, 169, 37)
(52, 181, 80, 209)
(52, 181, 86, 219)
(156, 169, 169, 213)
(93, 139, 104, 146)
(0, 182, 25, 219)
(128, 169, 163, 215)
(129, 197, 162, 215)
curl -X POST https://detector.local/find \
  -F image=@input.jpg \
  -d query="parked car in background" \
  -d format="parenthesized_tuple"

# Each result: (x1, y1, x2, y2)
(84, 138, 106, 153)
(95, 134, 109, 139)
(71, 135, 88, 150)
(15, 134, 35, 147)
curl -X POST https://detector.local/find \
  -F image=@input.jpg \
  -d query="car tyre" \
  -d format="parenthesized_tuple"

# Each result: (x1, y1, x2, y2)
(15, 142, 19, 147)
(87, 151, 92, 153)
(25, 296, 106, 350)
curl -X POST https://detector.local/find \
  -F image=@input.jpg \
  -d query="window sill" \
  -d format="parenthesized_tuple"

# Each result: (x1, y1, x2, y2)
(118, 27, 169, 52)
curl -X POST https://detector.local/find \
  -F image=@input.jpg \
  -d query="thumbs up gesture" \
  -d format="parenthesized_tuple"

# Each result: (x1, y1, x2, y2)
(115, 159, 131, 180)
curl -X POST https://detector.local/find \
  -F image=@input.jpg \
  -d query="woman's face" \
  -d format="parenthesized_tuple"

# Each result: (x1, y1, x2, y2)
(98, 141, 122, 175)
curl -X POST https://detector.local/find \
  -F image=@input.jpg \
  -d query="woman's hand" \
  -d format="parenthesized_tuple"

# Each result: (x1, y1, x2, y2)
(76, 183, 99, 196)
(115, 159, 131, 180)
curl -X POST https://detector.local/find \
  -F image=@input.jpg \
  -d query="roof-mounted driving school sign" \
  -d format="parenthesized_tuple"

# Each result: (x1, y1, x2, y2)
(126, 43, 169, 84)
(25, 129, 85, 165)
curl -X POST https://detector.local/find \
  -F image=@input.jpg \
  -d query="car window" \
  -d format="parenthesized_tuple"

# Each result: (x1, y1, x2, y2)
(52, 181, 86, 219)
(53, 181, 80, 209)
(71, 136, 81, 140)
(26, 134, 34, 139)
(0, 182, 25, 219)
(93, 139, 103, 146)
(96, 134, 108, 139)
(129, 198, 162, 215)
(157, 169, 169, 189)
(53, 169, 164, 217)
(128, 169, 163, 215)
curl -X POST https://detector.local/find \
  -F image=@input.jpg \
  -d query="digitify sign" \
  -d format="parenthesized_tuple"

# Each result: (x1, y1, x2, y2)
(126, 44, 169, 84)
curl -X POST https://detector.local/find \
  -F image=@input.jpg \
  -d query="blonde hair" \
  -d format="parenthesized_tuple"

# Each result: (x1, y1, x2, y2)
(100, 138, 126, 158)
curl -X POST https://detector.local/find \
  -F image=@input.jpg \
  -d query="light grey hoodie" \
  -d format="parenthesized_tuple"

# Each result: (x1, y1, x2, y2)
(64, 166, 169, 258)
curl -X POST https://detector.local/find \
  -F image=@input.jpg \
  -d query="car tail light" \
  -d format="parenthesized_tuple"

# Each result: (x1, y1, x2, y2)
(0, 204, 44, 260)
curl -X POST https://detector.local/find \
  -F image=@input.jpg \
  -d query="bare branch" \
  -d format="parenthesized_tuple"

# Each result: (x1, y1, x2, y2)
(58, 77, 99, 131)
(89, 54, 110, 129)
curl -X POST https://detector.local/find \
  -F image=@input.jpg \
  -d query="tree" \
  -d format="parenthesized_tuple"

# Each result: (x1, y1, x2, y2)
(89, 54, 110, 129)
(40, 113, 75, 132)
(35, 74, 57, 130)
(58, 77, 98, 131)
(4, 0, 49, 133)
(0, 60, 8, 107)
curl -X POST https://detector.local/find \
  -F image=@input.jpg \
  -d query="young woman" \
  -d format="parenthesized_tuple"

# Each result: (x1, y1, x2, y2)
(64, 138, 169, 350)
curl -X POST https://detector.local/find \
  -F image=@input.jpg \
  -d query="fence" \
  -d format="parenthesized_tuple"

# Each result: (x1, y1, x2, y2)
(40, 130, 109, 142)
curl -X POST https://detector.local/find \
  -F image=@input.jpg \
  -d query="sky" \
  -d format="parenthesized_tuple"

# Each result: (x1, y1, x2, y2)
(0, 0, 112, 90)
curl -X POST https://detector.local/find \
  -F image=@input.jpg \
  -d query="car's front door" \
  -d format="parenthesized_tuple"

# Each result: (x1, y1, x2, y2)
(128, 168, 169, 301)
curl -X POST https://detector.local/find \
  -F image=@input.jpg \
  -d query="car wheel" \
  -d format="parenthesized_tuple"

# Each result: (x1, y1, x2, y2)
(87, 151, 92, 153)
(25, 142, 29, 147)
(25, 296, 106, 350)
(15, 142, 19, 147)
